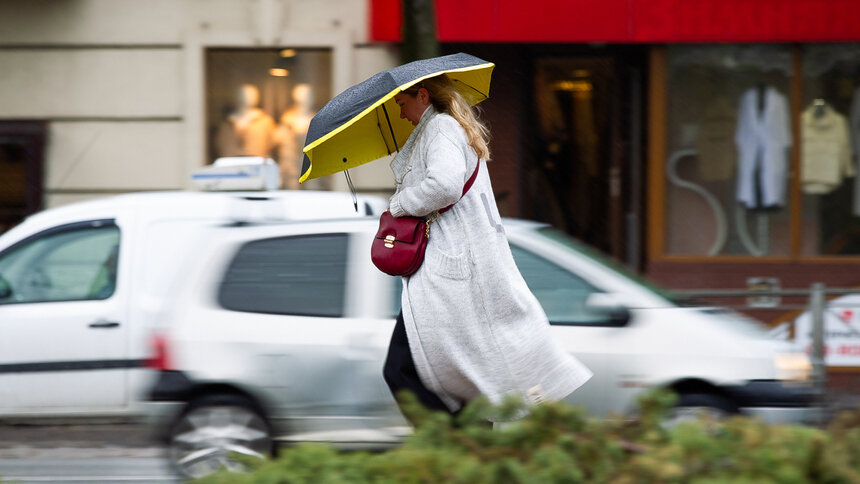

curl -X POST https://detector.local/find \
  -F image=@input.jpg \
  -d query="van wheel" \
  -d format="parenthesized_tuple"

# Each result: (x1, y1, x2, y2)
(168, 394, 273, 479)
(664, 393, 739, 427)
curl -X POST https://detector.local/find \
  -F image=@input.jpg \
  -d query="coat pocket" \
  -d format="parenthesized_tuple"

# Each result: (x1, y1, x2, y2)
(425, 246, 472, 280)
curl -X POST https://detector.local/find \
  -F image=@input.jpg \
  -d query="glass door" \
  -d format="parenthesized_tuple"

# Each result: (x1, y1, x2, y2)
(529, 57, 629, 260)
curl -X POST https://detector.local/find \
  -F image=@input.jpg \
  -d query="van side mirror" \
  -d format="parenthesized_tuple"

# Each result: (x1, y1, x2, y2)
(0, 275, 12, 300)
(586, 293, 631, 327)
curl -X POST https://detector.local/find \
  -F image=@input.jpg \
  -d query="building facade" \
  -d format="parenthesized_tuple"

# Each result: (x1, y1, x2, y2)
(0, 0, 400, 233)
(6, 0, 860, 330)
(372, 0, 860, 331)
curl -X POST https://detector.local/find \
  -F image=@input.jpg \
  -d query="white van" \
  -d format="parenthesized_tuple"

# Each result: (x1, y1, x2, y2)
(140, 216, 819, 477)
(0, 189, 385, 421)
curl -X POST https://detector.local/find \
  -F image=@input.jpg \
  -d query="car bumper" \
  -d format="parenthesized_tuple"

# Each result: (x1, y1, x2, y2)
(144, 371, 194, 441)
(741, 406, 822, 425)
(148, 370, 194, 401)
(144, 401, 185, 441)
(724, 380, 822, 425)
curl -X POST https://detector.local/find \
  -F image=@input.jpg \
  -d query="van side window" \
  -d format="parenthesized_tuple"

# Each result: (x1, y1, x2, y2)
(219, 234, 348, 317)
(0, 222, 120, 304)
(509, 244, 607, 325)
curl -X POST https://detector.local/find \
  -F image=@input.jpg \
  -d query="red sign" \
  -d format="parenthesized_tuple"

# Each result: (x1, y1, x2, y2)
(371, 0, 860, 43)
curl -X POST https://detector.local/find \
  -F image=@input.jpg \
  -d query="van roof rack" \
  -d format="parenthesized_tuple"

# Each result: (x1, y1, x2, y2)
(191, 157, 280, 191)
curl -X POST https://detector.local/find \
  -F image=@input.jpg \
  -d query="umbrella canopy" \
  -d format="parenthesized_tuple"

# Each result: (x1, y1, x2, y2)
(300, 53, 494, 183)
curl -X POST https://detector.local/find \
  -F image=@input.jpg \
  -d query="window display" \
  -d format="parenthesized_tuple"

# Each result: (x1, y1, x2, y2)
(800, 44, 860, 255)
(664, 44, 860, 258)
(206, 48, 332, 190)
(665, 45, 793, 257)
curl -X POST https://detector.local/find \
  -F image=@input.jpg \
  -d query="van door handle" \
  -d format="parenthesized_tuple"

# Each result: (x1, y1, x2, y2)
(89, 320, 120, 329)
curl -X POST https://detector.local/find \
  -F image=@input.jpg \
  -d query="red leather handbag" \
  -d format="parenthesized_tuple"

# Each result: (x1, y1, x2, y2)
(372, 162, 480, 276)
(371, 211, 430, 276)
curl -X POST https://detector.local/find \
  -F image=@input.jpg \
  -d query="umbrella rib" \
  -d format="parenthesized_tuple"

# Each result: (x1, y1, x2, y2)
(381, 104, 400, 152)
(375, 111, 393, 156)
(452, 79, 488, 103)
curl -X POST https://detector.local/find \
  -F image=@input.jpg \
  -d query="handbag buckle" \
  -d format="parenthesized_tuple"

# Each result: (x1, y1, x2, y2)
(384, 234, 395, 248)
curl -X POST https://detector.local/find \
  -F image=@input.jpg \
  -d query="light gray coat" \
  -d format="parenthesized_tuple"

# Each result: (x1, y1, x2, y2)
(389, 106, 592, 414)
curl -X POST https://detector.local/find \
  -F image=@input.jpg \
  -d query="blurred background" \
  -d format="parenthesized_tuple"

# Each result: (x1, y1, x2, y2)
(5, 0, 860, 480)
(3, 0, 860, 448)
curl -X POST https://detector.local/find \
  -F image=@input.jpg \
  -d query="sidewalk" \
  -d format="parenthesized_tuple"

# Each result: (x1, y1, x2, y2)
(1, 390, 859, 451)
(0, 422, 155, 449)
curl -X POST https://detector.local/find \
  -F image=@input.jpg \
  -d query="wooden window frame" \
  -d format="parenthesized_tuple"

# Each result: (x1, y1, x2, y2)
(648, 45, 860, 264)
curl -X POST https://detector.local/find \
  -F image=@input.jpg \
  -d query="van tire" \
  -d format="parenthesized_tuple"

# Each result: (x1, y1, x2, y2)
(168, 393, 274, 479)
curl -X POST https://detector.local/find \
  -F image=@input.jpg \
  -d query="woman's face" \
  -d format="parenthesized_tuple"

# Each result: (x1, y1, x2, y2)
(394, 88, 430, 126)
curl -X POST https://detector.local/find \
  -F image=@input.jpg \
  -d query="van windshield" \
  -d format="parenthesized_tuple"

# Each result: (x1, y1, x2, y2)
(534, 227, 681, 303)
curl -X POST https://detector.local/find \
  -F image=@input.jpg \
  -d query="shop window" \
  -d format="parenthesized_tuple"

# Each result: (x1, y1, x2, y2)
(800, 45, 860, 256)
(664, 45, 792, 257)
(0, 122, 45, 234)
(205, 48, 332, 190)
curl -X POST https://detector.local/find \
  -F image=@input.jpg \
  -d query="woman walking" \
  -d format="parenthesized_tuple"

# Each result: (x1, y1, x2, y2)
(382, 73, 592, 422)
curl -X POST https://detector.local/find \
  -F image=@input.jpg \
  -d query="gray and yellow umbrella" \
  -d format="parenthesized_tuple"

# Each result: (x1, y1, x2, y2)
(300, 53, 494, 184)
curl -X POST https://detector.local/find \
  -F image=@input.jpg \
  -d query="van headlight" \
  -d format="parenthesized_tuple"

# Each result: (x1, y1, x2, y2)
(774, 352, 812, 382)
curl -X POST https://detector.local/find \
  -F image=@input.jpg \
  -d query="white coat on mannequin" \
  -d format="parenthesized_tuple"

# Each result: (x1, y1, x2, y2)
(734, 86, 792, 209)
(801, 102, 854, 194)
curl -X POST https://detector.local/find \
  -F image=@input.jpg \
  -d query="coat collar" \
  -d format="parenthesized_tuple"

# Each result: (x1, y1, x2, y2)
(390, 105, 437, 183)
(803, 103, 839, 129)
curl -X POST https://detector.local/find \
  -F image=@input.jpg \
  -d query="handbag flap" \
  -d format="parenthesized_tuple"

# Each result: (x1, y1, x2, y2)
(375, 211, 425, 244)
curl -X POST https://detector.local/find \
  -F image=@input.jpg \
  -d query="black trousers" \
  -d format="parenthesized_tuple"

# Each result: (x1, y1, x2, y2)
(383, 311, 455, 417)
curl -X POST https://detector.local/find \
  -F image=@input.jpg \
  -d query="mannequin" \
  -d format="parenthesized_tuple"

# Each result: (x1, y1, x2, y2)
(215, 84, 277, 159)
(276, 83, 324, 190)
(735, 84, 791, 209)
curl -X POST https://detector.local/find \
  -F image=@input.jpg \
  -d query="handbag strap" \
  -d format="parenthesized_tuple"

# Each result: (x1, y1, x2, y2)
(438, 161, 481, 215)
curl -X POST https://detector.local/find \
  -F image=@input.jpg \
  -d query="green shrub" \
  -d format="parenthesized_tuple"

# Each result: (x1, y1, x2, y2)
(194, 390, 860, 484)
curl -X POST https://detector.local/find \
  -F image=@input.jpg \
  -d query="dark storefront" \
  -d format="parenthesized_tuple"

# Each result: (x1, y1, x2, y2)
(0, 122, 45, 233)
(371, 0, 860, 325)
(437, 43, 647, 266)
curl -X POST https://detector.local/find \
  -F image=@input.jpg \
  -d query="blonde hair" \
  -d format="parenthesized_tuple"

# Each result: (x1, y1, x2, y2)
(402, 74, 490, 161)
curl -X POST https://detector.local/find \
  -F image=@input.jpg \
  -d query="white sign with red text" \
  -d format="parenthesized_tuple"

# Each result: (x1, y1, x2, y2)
(794, 294, 860, 367)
